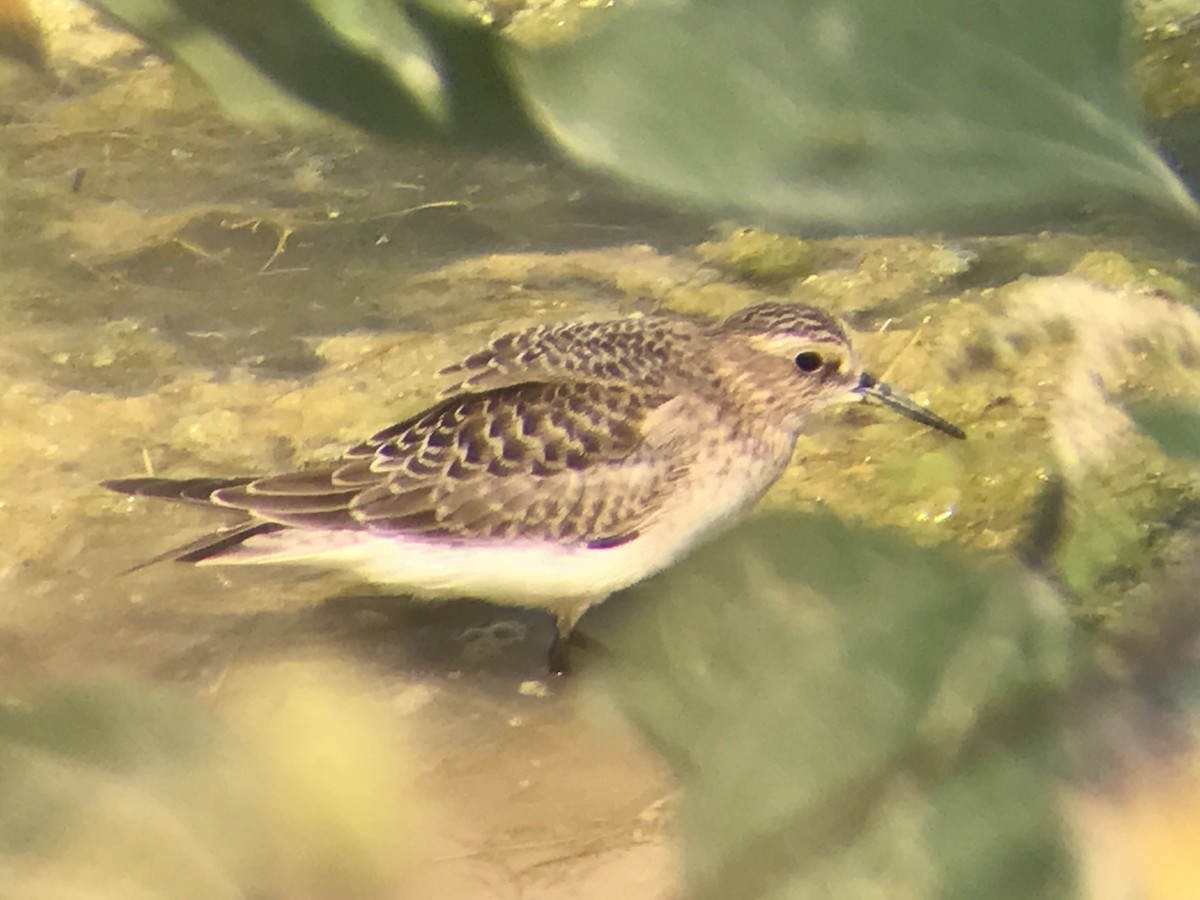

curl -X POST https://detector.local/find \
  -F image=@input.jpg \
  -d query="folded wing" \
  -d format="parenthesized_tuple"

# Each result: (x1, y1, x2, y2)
(170, 380, 690, 550)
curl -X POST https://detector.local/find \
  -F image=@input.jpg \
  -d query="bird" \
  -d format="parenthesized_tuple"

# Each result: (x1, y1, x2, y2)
(104, 302, 965, 674)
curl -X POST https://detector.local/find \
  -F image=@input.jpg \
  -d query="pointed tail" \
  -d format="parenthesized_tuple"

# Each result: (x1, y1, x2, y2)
(103, 476, 285, 571)
(102, 476, 257, 505)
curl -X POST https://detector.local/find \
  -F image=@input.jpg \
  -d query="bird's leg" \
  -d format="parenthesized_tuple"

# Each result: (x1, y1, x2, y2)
(548, 596, 604, 676)
(548, 629, 572, 676)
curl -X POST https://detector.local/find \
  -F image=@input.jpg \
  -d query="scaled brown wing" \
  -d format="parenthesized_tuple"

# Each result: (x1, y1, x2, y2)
(439, 316, 701, 395)
(211, 381, 687, 546)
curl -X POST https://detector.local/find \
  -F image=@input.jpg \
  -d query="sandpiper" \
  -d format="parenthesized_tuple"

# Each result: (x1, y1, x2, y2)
(105, 303, 964, 673)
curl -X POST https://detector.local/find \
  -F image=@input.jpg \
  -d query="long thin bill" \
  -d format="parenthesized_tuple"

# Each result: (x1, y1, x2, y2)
(854, 372, 966, 440)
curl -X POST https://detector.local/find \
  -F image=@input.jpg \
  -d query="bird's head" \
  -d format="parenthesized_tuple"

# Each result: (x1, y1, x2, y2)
(713, 303, 965, 439)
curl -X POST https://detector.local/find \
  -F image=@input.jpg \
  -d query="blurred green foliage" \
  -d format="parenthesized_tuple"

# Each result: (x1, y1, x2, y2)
(0, 669, 424, 900)
(599, 512, 1077, 899)
(88, 0, 1199, 233)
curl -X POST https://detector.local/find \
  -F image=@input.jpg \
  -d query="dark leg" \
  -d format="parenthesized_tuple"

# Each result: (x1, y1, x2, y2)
(548, 597, 602, 676)
(548, 629, 572, 676)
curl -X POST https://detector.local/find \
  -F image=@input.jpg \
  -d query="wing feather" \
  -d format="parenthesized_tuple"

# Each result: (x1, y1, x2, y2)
(203, 380, 691, 546)
(439, 316, 702, 395)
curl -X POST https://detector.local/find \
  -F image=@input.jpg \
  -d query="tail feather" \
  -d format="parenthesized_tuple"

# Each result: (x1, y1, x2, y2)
(118, 521, 289, 574)
(103, 476, 258, 505)
(104, 476, 286, 572)
(173, 522, 289, 563)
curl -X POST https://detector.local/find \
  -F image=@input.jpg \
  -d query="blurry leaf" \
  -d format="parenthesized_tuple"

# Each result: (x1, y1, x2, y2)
(88, 0, 1198, 233)
(0, 683, 222, 773)
(218, 660, 428, 896)
(88, 0, 546, 148)
(0, 683, 263, 899)
(1127, 400, 1200, 459)
(518, 0, 1200, 232)
(1066, 601, 1200, 900)
(598, 511, 1077, 899)
(0, 0, 45, 70)
(91, 0, 338, 127)
(516, 0, 1198, 232)
(0, 669, 424, 899)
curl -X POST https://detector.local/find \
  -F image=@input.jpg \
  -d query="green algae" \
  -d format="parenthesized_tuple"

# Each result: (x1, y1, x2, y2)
(1069, 249, 1194, 296)
(1135, 13, 1200, 119)
(695, 229, 822, 283)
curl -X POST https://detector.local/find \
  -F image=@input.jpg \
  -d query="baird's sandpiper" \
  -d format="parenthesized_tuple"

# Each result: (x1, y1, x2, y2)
(105, 303, 964, 673)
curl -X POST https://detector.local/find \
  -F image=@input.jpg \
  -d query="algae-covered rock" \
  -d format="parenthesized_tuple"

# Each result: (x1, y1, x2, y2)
(1070, 249, 1192, 297)
(1135, 9, 1200, 119)
(696, 228, 823, 282)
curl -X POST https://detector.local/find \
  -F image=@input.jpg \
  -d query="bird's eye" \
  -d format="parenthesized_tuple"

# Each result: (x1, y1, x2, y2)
(794, 351, 824, 372)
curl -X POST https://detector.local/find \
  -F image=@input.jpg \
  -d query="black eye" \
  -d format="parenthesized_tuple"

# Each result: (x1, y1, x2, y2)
(794, 351, 824, 372)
